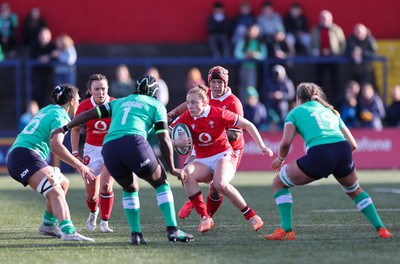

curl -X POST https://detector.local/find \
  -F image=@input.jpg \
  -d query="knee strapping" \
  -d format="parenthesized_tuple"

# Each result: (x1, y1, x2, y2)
(36, 167, 62, 196)
(279, 165, 296, 188)
(340, 181, 360, 193)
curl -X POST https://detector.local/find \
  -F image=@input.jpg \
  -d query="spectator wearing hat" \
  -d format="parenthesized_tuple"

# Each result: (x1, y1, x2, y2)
(244, 86, 268, 132)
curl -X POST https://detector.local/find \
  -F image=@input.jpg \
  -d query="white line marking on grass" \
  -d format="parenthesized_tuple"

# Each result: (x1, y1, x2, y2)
(371, 187, 400, 194)
(312, 208, 400, 213)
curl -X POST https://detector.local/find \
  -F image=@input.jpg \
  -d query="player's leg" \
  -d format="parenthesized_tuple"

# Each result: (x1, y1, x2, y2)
(7, 148, 93, 241)
(183, 161, 214, 233)
(99, 164, 115, 233)
(336, 171, 393, 238)
(84, 175, 100, 231)
(263, 161, 314, 240)
(177, 155, 196, 219)
(212, 158, 262, 231)
(82, 145, 102, 231)
(140, 162, 193, 242)
(333, 141, 392, 238)
(206, 148, 242, 217)
(206, 182, 223, 217)
(29, 167, 93, 241)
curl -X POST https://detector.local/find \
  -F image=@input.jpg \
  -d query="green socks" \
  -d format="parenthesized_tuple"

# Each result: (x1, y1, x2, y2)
(42, 209, 57, 227)
(122, 191, 141, 233)
(353, 191, 384, 230)
(59, 219, 75, 234)
(156, 183, 177, 227)
(274, 188, 293, 232)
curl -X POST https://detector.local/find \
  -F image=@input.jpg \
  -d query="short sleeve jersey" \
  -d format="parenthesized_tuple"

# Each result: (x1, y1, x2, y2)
(285, 101, 346, 149)
(102, 94, 167, 144)
(170, 105, 239, 158)
(10, 104, 71, 160)
(76, 95, 114, 146)
(208, 88, 245, 151)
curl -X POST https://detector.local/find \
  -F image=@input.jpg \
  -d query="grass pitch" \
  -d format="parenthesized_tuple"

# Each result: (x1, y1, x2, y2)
(0, 170, 399, 264)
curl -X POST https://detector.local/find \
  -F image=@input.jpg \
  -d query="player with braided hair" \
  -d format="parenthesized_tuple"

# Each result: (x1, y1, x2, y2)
(7, 84, 95, 241)
(263, 82, 393, 240)
(168, 66, 247, 222)
(51, 75, 194, 245)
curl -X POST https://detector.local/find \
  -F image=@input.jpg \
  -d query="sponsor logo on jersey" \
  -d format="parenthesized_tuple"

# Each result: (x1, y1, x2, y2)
(20, 168, 29, 178)
(94, 120, 108, 131)
(140, 158, 150, 167)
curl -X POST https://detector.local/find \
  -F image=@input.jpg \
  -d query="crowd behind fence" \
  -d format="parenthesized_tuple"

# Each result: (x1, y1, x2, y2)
(0, 55, 388, 126)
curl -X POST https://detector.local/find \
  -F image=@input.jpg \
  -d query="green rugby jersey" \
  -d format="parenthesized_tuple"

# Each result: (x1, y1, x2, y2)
(101, 94, 167, 144)
(285, 101, 346, 149)
(10, 104, 71, 160)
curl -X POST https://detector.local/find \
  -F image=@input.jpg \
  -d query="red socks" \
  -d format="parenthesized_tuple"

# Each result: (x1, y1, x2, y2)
(189, 191, 209, 218)
(86, 197, 99, 213)
(206, 194, 223, 217)
(241, 205, 256, 220)
(100, 192, 114, 220)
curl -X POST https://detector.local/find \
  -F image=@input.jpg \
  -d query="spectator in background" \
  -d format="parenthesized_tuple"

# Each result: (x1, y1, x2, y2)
(22, 7, 46, 49)
(29, 27, 56, 107)
(19, 100, 39, 132)
(234, 23, 267, 101)
(0, 2, 18, 57)
(358, 82, 385, 131)
(340, 80, 361, 129)
(207, 2, 231, 58)
(283, 2, 310, 56)
(243, 86, 268, 132)
(345, 23, 378, 87)
(186, 67, 205, 91)
(267, 30, 291, 60)
(310, 10, 346, 102)
(110, 64, 135, 98)
(262, 64, 295, 130)
(146, 67, 169, 107)
(231, 1, 256, 45)
(256, 1, 285, 46)
(384, 85, 400, 127)
(52, 34, 77, 86)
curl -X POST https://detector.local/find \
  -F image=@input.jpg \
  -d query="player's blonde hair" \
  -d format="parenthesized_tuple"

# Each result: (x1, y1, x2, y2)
(187, 84, 209, 104)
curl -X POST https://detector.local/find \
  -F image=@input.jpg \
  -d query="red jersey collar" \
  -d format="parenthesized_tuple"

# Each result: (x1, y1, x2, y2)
(210, 87, 232, 102)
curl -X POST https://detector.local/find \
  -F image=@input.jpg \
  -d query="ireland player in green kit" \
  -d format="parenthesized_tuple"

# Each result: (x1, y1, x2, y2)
(52, 75, 194, 245)
(7, 85, 95, 241)
(262, 82, 393, 240)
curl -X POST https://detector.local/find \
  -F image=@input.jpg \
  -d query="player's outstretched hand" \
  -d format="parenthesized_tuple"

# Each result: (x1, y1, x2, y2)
(171, 168, 186, 182)
(260, 146, 273, 157)
(76, 163, 95, 183)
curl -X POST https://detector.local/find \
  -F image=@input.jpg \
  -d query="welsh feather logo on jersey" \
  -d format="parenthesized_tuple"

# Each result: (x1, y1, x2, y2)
(208, 121, 214, 128)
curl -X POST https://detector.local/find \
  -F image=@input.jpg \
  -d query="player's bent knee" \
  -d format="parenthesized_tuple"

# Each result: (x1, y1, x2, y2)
(36, 167, 63, 196)
(279, 165, 296, 188)
(340, 180, 360, 193)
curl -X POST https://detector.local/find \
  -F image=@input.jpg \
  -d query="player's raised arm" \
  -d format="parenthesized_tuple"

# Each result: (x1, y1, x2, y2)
(51, 106, 108, 138)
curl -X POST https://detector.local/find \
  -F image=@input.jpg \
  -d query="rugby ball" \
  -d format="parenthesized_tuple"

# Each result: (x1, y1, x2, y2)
(171, 123, 193, 155)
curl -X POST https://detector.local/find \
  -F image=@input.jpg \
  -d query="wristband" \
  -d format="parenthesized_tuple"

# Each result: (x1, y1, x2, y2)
(72, 151, 79, 156)
(278, 154, 285, 162)
(62, 124, 70, 132)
